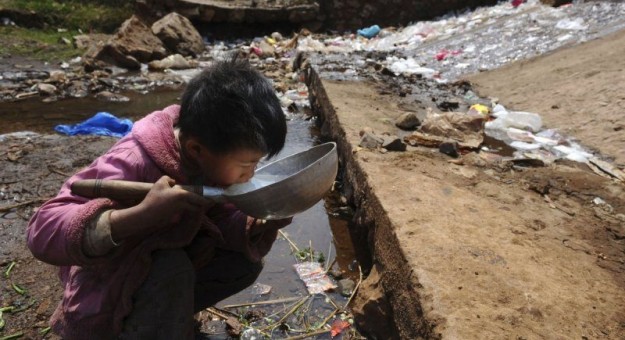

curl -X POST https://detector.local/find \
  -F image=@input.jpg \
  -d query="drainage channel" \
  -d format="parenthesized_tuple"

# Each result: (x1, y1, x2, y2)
(0, 88, 364, 339)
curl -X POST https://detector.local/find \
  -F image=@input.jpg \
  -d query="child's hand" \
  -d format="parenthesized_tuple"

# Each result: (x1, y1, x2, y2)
(110, 176, 214, 241)
(138, 176, 213, 229)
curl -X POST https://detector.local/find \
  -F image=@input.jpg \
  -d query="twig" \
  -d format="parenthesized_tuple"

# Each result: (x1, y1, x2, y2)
(0, 198, 50, 213)
(279, 230, 300, 253)
(222, 296, 302, 309)
(283, 329, 330, 340)
(325, 241, 333, 271)
(47, 165, 71, 177)
(5, 261, 16, 278)
(206, 307, 237, 320)
(343, 265, 363, 310)
(325, 258, 337, 274)
(260, 296, 310, 331)
(0, 332, 24, 340)
(316, 307, 340, 331)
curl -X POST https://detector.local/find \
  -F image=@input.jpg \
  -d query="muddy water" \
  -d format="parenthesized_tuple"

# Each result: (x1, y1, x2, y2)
(0, 89, 359, 336)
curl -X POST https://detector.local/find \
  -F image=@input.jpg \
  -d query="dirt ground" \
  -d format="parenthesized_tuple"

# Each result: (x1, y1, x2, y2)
(306, 29, 625, 338)
(0, 135, 116, 339)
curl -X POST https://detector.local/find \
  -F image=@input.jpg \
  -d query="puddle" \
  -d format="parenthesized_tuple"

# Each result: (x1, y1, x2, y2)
(0, 88, 182, 135)
(0, 87, 360, 338)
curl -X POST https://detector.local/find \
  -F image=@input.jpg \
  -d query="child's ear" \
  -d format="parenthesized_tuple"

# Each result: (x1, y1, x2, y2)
(184, 137, 204, 161)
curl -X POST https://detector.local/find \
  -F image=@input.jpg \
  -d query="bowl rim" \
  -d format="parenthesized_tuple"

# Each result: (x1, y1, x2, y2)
(224, 141, 337, 198)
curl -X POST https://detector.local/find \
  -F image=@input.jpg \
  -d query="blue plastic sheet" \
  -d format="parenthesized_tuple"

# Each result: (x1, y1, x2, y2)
(55, 112, 133, 138)
(357, 25, 381, 39)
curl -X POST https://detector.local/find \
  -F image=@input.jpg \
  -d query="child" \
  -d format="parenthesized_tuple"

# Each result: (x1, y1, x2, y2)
(26, 57, 292, 339)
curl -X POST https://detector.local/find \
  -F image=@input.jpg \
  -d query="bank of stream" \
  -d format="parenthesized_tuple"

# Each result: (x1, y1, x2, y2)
(0, 87, 363, 339)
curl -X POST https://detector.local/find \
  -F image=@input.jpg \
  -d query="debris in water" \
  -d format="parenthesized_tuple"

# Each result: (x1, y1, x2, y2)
(293, 262, 337, 294)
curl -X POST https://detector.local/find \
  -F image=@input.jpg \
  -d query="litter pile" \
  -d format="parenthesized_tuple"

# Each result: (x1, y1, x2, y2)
(299, 0, 625, 82)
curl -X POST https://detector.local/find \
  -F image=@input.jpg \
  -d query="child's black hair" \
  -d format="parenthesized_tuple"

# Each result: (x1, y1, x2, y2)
(178, 57, 286, 158)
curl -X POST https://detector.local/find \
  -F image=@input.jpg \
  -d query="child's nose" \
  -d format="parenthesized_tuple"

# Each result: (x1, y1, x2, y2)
(239, 169, 255, 183)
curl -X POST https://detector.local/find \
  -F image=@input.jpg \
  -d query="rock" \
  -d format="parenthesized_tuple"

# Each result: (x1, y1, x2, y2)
(73, 34, 91, 49)
(382, 136, 407, 152)
(36, 83, 57, 95)
(359, 126, 374, 137)
(359, 131, 383, 149)
(98, 78, 120, 88)
(404, 131, 446, 148)
(329, 268, 344, 279)
(95, 91, 130, 102)
(421, 111, 485, 149)
(439, 141, 459, 158)
(67, 80, 88, 98)
(84, 16, 167, 70)
(151, 12, 205, 57)
(338, 278, 355, 297)
(47, 70, 67, 83)
(395, 112, 421, 130)
(148, 54, 198, 70)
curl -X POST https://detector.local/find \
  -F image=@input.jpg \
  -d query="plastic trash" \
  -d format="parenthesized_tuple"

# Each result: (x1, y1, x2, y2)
(553, 144, 593, 162)
(357, 25, 381, 39)
(293, 262, 337, 295)
(55, 112, 133, 138)
(555, 18, 588, 31)
(387, 57, 437, 78)
(485, 107, 542, 132)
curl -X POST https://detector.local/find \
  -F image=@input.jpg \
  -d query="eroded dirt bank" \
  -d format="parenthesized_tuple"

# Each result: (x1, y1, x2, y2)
(307, 63, 625, 338)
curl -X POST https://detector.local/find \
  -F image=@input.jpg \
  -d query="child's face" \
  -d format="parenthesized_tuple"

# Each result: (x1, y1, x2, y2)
(196, 147, 265, 188)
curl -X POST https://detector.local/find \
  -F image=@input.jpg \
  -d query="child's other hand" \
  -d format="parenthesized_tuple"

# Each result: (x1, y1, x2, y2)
(138, 176, 212, 230)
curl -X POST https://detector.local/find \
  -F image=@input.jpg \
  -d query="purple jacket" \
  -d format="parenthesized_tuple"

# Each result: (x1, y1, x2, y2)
(27, 105, 278, 339)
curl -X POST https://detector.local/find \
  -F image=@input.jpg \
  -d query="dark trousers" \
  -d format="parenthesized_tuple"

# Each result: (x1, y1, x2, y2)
(119, 249, 262, 339)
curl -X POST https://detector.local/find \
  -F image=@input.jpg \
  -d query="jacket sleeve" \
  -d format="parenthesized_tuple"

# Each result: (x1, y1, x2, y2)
(26, 145, 143, 267)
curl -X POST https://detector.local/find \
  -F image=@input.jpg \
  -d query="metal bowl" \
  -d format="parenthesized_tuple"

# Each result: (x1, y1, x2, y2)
(221, 142, 338, 219)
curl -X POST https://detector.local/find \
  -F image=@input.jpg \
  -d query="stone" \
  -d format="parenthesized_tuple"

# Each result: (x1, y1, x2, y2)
(439, 141, 460, 158)
(338, 278, 355, 297)
(421, 111, 485, 149)
(148, 54, 198, 70)
(95, 91, 130, 102)
(395, 112, 421, 130)
(359, 131, 383, 149)
(83, 16, 167, 70)
(152, 12, 205, 57)
(67, 80, 88, 98)
(49, 71, 69, 82)
(382, 136, 407, 152)
(36, 83, 57, 95)
(359, 126, 374, 137)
